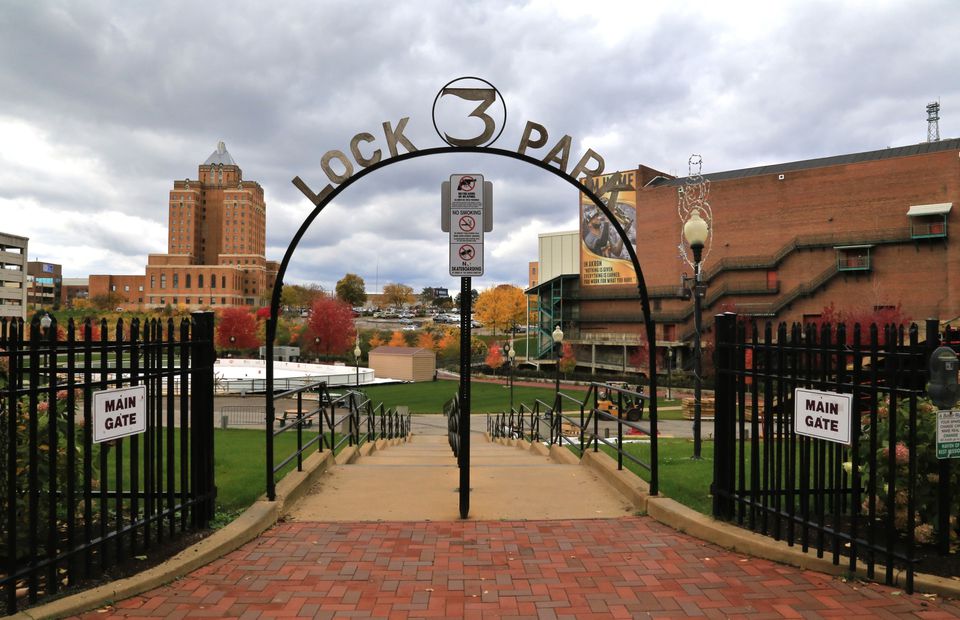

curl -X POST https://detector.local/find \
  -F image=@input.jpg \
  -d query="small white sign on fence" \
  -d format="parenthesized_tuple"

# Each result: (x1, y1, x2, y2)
(93, 385, 147, 443)
(794, 387, 852, 445)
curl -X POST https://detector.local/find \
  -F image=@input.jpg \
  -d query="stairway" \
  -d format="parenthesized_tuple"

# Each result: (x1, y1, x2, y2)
(285, 432, 636, 521)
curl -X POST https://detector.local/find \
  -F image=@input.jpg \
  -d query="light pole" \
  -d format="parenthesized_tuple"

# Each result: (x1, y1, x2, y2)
(314, 336, 321, 363)
(229, 334, 236, 358)
(353, 335, 361, 387)
(683, 209, 709, 459)
(508, 340, 516, 412)
(552, 324, 564, 396)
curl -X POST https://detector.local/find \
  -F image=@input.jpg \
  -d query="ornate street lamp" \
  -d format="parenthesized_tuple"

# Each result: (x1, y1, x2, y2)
(39, 312, 52, 335)
(552, 324, 564, 396)
(678, 155, 713, 460)
(507, 340, 516, 412)
(683, 209, 709, 460)
(353, 335, 362, 387)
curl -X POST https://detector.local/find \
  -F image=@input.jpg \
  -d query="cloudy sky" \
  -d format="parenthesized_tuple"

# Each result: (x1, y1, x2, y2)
(2, 0, 958, 294)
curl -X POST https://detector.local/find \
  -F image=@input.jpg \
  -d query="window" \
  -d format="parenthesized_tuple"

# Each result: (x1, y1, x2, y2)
(198, 274, 204, 288)
(172, 274, 179, 289)
(835, 246, 872, 272)
(186, 273, 191, 288)
(111, 285, 116, 292)
(160, 274, 166, 289)
(211, 274, 216, 289)
(185, 298, 191, 305)
(222, 275, 226, 289)
(123, 285, 130, 292)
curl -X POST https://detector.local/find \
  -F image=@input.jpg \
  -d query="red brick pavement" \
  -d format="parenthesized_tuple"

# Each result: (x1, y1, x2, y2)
(74, 517, 959, 619)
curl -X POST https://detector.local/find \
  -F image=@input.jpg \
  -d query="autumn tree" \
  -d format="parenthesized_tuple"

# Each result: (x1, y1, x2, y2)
(303, 297, 356, 357)
(90, 291, 126, 311)
(416, 331, 436, 350)
(382, 283, 414, 309)
(559, 343, 577, 377)
(368, 332, 385, 349)
(217, 307, 260, 351)
(336, 273, 367, 307)
(813, 302, 910, 345)
(388, 330, 408, 347)
(281, 283, 325, 312)
(474, 284, 526, 335)
(485, 344, 504, 372)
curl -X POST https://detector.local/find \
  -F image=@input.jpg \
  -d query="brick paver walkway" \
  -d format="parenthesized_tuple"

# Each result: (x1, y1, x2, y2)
(74, 517, 959, 619)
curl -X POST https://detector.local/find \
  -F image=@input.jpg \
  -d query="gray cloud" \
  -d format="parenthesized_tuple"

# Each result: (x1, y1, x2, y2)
(2, 0, 958, 293)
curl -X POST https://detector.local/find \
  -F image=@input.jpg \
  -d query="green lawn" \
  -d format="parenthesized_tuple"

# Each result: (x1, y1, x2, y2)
(363, 380, 682, 417)
(578, 438, 715, 514)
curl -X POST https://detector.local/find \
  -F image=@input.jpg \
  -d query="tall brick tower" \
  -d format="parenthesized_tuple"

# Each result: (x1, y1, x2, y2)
(143, 141, 278, 309)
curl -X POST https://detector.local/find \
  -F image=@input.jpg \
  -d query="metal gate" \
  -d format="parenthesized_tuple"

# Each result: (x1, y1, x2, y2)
(713, 313, 958, 593)
(1, 312, 216, 614)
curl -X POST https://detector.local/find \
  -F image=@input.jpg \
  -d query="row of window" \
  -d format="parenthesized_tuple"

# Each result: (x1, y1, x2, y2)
(150, 273, 229, 289)
(151, 297, 229, 305)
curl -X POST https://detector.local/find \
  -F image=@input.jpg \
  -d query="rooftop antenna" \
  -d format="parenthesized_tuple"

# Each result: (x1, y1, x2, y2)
(927, 101, 940, 142)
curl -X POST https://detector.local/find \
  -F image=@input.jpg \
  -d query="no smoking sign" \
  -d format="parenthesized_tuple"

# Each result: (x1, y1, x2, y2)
(448, 173, 485, 276)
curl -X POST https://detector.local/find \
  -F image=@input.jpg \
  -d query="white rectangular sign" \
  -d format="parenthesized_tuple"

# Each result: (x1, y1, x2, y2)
(93, 385, 147, 443)
(937, 410, 960, 459)
(794, 387, 852, 445)
(449, 173, 484, 277)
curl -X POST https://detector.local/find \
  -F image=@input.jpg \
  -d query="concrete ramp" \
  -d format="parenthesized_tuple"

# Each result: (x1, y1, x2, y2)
(286, 434, 636, 521)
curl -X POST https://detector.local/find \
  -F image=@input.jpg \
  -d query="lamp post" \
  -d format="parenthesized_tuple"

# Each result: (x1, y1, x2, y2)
(353, 336, 361, 387)
(552, 324, 564, 396)
(229, 334, 236, 358)
(314, 336, 321, 363)
(683, 209, 709, 460)
(508, 340, 516, 412)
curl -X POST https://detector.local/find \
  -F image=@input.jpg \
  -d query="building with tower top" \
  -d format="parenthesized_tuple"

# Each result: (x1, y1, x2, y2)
(90, 141, 278, 309)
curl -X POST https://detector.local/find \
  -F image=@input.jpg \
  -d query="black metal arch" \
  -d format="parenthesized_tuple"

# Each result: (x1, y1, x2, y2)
(265, 145, 658, 499)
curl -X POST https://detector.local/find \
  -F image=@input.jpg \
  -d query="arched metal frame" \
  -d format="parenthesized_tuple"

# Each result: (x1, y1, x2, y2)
(265, 145, 659, 500)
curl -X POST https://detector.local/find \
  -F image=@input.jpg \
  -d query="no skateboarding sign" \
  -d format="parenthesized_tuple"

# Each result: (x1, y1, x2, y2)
(449, 174, 484, 276)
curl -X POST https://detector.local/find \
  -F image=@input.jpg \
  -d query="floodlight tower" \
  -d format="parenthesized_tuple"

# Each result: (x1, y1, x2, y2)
(927, 101, 941, 143)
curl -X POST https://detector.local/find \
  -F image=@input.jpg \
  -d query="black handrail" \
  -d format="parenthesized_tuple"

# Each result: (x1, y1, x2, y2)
(486, 382, 658, 493)
(270, 382, 411, 492)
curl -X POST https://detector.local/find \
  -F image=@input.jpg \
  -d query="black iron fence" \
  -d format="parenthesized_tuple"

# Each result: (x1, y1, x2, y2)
(713, 313, 958, 594)
(267, 382, 410, 500)
(486, 382, 659, 495)
(0, 313, 215, 614)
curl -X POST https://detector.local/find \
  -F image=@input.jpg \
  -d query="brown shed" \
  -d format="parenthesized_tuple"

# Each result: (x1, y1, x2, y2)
(368, 346, 436, 382)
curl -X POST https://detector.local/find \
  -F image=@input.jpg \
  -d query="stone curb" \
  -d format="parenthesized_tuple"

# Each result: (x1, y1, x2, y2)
(11, 436, 409, 620)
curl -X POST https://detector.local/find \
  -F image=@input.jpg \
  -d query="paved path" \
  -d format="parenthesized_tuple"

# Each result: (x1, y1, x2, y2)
(76, 517, 959, 619)
(66, 431, 960, 619)
(287, 434, 635, 521)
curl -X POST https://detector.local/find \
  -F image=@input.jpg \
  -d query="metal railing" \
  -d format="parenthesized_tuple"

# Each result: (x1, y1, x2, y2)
(486, 381, 659, 495)
(268, 382, 410, 498)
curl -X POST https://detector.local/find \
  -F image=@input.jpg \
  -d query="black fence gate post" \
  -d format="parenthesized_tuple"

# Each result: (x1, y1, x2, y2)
(190, 311, 216, 526)
(926, 318, 953, 554)
(713, 312, 737, 520)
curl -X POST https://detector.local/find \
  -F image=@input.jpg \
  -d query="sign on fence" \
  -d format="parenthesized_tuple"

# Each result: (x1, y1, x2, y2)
(937, 410, 960, 459)
(794, 387, 852, 445)
(93, 385, 147, 443)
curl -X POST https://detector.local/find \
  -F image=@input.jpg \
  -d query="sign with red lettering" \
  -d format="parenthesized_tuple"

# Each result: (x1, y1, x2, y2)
(93, 385, 147, 443)
(794, 387, 852, 444)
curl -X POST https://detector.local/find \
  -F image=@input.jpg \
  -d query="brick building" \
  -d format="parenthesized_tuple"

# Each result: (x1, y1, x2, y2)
(0, 232, 28, 320)
(529, 138, 960, 373)
(26, 261, 62, 310)
(90, 141, 278, 309)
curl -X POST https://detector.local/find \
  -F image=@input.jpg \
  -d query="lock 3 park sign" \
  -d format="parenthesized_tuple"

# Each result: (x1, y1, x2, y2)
(292, 76, 621, 206)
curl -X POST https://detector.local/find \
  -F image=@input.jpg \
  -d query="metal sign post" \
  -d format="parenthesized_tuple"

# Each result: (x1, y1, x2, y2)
(444, 174, 490, 519)
(458, 277, 472, 518)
